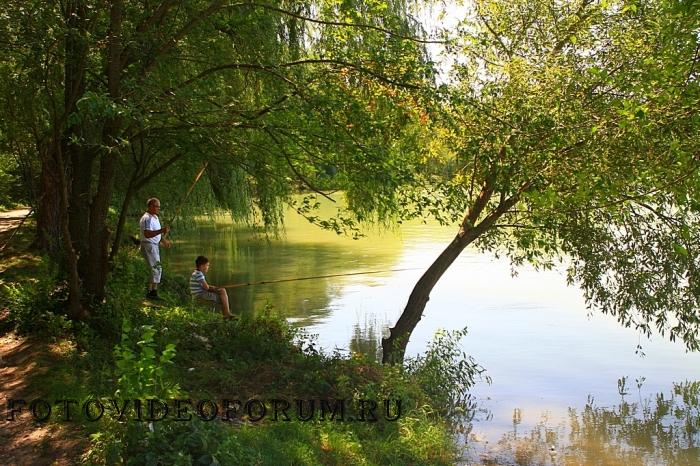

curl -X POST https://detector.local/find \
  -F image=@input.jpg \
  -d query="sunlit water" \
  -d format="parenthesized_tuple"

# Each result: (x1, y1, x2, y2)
(164, 204, 700, 465)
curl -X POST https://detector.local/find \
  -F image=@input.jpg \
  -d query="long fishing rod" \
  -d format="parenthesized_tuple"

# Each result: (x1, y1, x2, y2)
(220, 267, 423, 289)
(168, 162, 209, 227)
(159, 162, 209, 246)
(166, 165, 423, 286)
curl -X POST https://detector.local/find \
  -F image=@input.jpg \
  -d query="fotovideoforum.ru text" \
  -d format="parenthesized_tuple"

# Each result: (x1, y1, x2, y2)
(4, 398, 403, 423)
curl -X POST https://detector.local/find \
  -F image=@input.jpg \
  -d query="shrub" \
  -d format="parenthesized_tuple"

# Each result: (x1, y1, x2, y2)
(0, 259, 73, 338)
(405, 326, 489, 416)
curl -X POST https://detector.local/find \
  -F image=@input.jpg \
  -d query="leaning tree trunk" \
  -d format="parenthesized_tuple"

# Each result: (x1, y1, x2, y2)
(382, 226, 478, 364)
(109, 151, 184, 261)
(382, 178, 523, 364)
(109, 176, 137, 262)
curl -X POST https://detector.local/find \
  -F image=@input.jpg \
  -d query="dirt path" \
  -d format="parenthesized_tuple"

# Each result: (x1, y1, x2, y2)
(0, 208, 33, 257)
(0, 330, 88, 465)
(1, 209, 89, 465)
(0, 208, 32, 234)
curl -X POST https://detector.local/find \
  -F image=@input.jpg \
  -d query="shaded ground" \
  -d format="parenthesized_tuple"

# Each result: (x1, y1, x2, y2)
(1, 210, 89, 465)
(0, 208, 41, 278)
(0, 330, 88, 466)
(0, 208, 32, 234)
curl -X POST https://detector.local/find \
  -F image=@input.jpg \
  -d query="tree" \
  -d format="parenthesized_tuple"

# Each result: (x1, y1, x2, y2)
(0, 0, 433, 318)
(382, 0, 700, 362)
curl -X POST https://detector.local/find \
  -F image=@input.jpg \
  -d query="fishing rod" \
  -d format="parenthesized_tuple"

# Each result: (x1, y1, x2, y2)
(164, 166, 424, 287)
(159, 162, 209, 246)
(220, 267, 423, 289)
(168, 162, 209, 227)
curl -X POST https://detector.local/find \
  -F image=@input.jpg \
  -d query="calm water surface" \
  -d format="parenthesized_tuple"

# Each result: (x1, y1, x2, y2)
(165, 204, 700, 465)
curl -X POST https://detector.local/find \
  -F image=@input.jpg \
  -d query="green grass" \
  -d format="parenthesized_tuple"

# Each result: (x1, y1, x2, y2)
(1, 250, 480, 465)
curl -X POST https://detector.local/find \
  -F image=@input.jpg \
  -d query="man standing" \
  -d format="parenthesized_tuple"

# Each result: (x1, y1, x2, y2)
(139, 198, 171, 300)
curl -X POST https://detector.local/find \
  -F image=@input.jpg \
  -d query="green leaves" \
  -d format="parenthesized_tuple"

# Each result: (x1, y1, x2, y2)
(673, 242, 689, 259)
(405, 326, 489, 416)
(394, 0, 700, 352)
(114, 320, 181, 400)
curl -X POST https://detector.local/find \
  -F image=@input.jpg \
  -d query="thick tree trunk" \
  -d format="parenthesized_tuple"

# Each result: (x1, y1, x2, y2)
(64, 0, 91, 277)
(31, 0, 90, 318)
(68, 145, 95, 278)
(381, 226, 478, 364)
(84, 0, 122, 300)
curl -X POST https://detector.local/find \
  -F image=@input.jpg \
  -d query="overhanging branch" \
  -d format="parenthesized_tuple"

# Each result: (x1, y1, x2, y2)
(238, 2, 445, 45)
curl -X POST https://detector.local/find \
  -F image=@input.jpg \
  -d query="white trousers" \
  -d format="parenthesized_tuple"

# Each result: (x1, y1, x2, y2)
(140, 242, 162, 284)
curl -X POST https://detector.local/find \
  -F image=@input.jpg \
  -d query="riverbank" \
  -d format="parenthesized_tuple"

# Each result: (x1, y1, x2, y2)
(165, 207, 700, 465)
(0, 242, 476, 465)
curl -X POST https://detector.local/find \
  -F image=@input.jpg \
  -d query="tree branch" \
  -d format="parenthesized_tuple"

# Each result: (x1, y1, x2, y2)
(552, 0, 594, 54)
(133, 152, 184, 191)
(263, 127, 336, 202)
(140, 0, 227, 76)
(477, 13, 512, 58)
(121, 0, 179, 68)
(169, 58, 420, 95)
(240, 2, 445, 45)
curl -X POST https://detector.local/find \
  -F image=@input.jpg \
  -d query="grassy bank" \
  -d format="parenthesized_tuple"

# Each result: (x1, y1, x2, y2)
(0, 249, 484, 465)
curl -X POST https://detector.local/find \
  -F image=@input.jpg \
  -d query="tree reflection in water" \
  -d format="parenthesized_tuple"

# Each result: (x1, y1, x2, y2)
(464, 381, 700, 465)
(349, 316, 390, 362)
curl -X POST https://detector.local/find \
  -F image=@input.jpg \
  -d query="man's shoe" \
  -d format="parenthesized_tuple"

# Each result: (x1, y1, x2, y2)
(147, 290, 162, 300)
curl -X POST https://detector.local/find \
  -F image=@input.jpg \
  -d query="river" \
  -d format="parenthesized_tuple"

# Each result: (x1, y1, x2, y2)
(164, 204, 700, 465)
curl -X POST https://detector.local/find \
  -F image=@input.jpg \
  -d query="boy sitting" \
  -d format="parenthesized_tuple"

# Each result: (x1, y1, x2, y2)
(190, 256, 234, 319)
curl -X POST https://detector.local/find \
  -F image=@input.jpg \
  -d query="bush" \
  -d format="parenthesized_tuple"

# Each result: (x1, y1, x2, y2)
(0, 258, 73, 338)
(0, 151, 25, 209)
(405, 326, 489, 417)
(2, 253, 483, 465)
(85, 320, 182, 464)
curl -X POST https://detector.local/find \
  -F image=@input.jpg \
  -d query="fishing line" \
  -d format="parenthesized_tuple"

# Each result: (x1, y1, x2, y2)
(220, 267, 423, 288)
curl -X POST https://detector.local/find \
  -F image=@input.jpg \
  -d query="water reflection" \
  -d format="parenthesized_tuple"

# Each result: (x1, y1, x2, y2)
(349, 316, 390, 362)
(165, 211, 407, 323)
(463, 381, 700, 465)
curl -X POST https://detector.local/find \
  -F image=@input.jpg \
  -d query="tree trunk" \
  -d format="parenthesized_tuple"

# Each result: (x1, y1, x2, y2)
(84, 0, 122, 300)
(68, 145, 95, 278)
(109, 151, 184, 261)
(36, 144, 62, 259)
(64, 0, 91, 277)
(382, 226, 478, 364)
(54, 138, 86, 320)
(84, 155, 117, 299)
(381, 179, 525, 364)
(109, 177, 137, 262)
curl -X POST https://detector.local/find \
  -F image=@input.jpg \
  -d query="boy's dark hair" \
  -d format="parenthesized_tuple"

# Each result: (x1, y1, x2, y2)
(195, 256, 209, 268)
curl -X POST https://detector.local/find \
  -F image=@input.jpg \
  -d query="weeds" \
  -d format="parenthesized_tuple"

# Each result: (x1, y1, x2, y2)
(3, 253, 484, 465)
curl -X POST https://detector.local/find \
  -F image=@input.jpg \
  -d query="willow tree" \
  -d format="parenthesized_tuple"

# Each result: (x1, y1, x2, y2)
(0, 0, 432, 318)
(383, 0, 700, 362)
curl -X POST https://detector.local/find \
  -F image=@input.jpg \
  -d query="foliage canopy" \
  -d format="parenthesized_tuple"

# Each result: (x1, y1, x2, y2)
(383, 0, 700, 361)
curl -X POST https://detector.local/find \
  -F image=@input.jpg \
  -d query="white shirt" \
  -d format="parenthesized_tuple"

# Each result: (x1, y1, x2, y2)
(139, 212, 162, 244)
